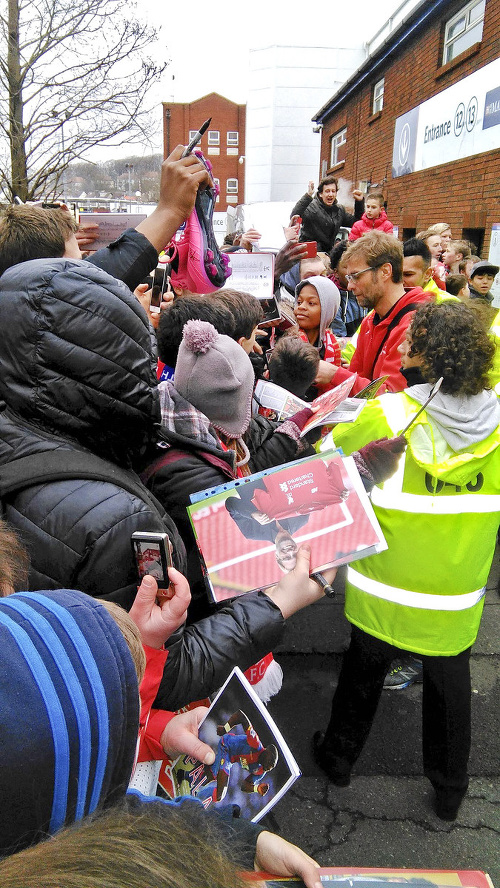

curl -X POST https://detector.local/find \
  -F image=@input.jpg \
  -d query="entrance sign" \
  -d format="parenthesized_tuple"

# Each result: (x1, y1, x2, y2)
(392, 57, 500, 178)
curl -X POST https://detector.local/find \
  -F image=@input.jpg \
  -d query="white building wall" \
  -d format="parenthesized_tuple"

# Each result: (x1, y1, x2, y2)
(245, 45, 366, 203)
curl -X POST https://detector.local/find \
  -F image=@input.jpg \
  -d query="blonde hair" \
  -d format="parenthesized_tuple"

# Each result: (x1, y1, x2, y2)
(0, 805, 246, 888)
(100, 600, 146, 684)
(427, 223, 451, 236)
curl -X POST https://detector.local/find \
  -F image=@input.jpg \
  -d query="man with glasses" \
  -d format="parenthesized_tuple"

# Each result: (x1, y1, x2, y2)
(320, 232, 432, 393)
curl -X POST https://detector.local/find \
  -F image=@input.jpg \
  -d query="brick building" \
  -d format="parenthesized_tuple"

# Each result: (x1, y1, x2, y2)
(312, 0, 500, 256)
(162, 93, 246, 213)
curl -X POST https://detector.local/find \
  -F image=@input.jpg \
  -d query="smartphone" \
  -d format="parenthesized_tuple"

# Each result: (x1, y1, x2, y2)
(303, 241, 317, 258)
(131, 531, 172, 589)
(150, 265, 169, 313)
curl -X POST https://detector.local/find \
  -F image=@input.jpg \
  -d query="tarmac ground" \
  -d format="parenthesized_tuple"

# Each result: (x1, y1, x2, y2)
(265, 550, 500, 885)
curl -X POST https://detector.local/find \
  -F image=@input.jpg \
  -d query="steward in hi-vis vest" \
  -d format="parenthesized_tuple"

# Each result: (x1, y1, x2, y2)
(322, 388, 500, 656)
(313, 302, 500, 822)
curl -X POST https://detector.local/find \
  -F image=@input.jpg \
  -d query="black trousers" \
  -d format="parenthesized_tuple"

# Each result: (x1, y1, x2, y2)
(322, 625, 471, 798)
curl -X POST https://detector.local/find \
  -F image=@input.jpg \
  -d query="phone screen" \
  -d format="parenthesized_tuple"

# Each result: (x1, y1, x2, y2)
(131, 532, 171, 588)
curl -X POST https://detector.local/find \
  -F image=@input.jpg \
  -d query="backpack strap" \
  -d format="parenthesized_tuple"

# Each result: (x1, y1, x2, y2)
(0, 450, 165, 518)
(367, 302, 420, 380)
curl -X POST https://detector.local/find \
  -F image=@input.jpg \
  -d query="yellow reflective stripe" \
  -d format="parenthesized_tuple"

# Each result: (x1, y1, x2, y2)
(347, 567, 485, 611)
(371, 485, 500, 514)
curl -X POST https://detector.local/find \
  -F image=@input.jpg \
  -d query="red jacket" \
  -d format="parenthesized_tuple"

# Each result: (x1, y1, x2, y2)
(348, 210, 394, 241)
(332, 287, 432, 393)
(251, 460, 347, 519)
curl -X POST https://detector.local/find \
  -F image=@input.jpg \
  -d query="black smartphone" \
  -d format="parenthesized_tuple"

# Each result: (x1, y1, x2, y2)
(150, 265, 169, 313)
(131, 531, 172, 589)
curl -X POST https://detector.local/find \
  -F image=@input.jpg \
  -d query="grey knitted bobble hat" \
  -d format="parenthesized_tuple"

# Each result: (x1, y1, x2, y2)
(174, 319, 254, 438)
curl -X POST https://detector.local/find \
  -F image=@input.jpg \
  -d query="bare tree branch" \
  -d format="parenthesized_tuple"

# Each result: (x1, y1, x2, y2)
(0, 0, 168, 200)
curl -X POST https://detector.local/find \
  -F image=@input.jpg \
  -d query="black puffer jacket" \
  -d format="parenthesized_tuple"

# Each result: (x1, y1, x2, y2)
(0, 258, 184, 609)
(0, 259, 287, 710)
(291, 193, 364, 252)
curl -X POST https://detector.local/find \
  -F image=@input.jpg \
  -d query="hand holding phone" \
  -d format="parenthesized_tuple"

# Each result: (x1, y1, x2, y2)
(150, 266, 169, 313)
(303, 241, 317, 258)
(130, 532, 191, 648)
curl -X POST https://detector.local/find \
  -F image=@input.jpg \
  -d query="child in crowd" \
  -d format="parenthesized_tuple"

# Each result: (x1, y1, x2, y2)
(145, 320, 316, 702)
(348, 194, 394, 241)
(445, 273, 470, 302)
(294, 276, 342, 396)
(468, 260, 499, 306)
(156, 295, 236, 382)
(268, 333, 320, 398)
(427, 222, 452, 254)
(459, 254, 479, 279)
(442, 240, 471, 274)
(0, 583, 323, 884)
(417, 228, 447, 290)
(215, 288, 264, 354)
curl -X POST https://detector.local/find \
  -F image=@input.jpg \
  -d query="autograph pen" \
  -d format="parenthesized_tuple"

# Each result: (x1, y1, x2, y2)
(312, 572, 335, 598)
(182, 117, 212, 157)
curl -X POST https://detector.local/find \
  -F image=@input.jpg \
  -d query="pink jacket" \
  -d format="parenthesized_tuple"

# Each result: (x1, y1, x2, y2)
(348, 209, 394, 241)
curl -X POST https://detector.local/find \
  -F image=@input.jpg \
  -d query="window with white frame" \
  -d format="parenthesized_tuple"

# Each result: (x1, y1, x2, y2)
(372, 77, 385, 114)
(188, 130, 198, 142)
(208, 131, 220, 145)
(226, 178, 238, 193)
(227, 131, 239, 146)
(330, 127, 347, 166)
(443, 0, 485, 64)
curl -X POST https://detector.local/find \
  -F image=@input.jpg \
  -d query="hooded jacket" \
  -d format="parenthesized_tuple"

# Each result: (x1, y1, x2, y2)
(0, 258, 184, 609)
(348, 209, 394, 241)
(0, 588, 262, 862)
(295, 275, 341, 353)
(320, 388, 500, 655)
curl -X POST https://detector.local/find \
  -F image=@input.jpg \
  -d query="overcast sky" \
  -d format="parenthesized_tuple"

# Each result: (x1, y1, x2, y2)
(97, 0, 417, 160)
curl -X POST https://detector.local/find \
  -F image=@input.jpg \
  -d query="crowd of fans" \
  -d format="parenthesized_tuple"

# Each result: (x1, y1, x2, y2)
(0, 153, 498, 880)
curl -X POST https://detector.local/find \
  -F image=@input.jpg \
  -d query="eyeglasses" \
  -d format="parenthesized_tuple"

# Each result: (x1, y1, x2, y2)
(345, 266, 377, 283)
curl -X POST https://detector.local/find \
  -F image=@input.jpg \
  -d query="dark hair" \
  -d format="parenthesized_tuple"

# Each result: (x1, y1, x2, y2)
(0, 520, 30, 594)
(0, 805, 245, 888)
(445, 274, 468, 297)
(408, 302, 494, 395)
(156, 295, 235, 366)
(268, 333, 319, 397)
(343, 231, 403, 283)
(403, 238, 432, 267)
(0, 205, 68, 275)
(317, 176, 338, 195)
(329, 240, 348, 271)
(215, 289, 264, 341)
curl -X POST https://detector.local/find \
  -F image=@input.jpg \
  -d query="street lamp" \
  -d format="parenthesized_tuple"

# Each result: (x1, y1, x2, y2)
(125, 163, 134, 212)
